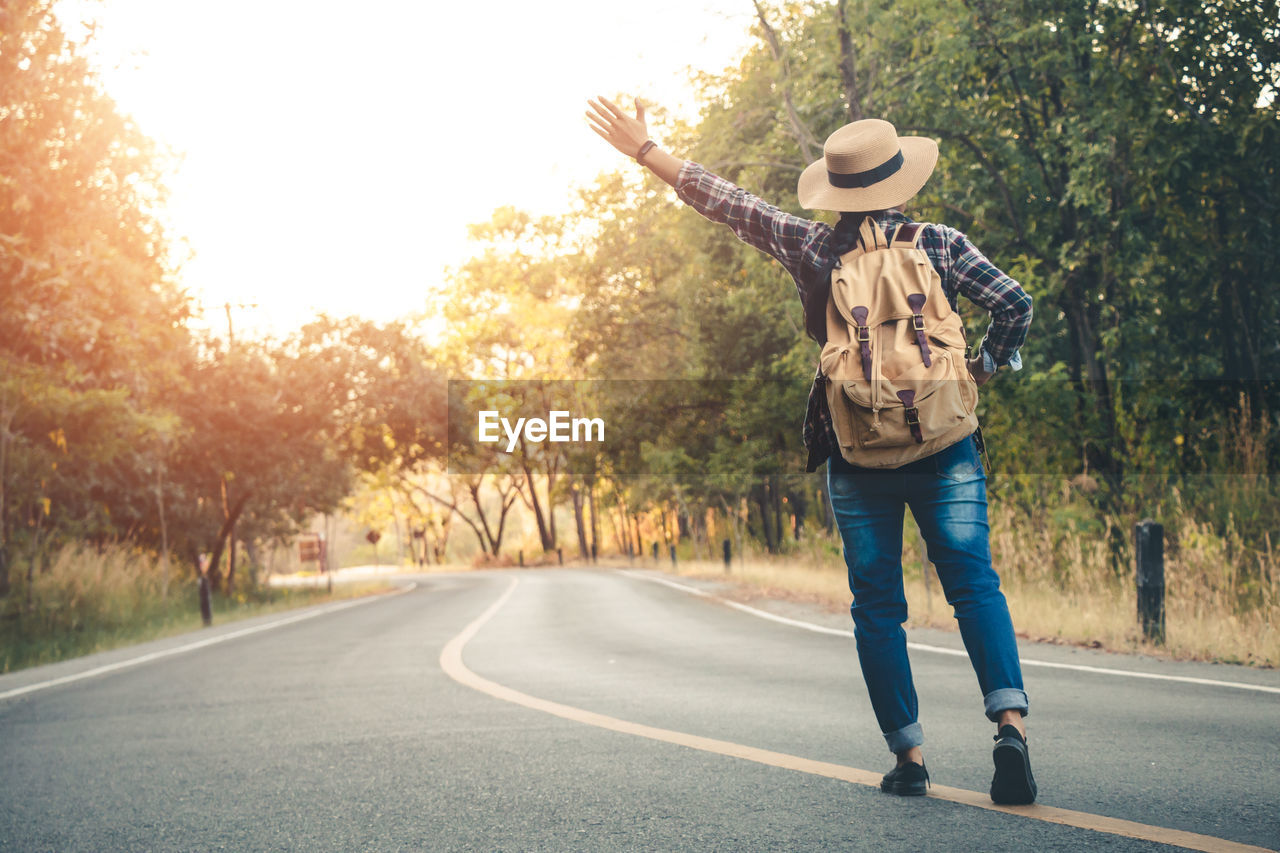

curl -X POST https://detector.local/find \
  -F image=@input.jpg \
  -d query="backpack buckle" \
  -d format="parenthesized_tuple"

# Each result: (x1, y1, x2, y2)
(856, 326, 871, 343)
(912, 313, 925, 331)
(904, 407, 920, 426)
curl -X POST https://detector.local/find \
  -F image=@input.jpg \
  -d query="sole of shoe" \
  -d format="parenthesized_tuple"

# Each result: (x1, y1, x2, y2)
(880, 779, 929, 796)
(991, 736, 1037, 805)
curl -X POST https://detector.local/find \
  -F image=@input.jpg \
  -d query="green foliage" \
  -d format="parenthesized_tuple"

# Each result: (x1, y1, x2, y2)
(530, 0, 1279, 573)
(5, 0, 1278, 636)
(0, 3, 452, 597)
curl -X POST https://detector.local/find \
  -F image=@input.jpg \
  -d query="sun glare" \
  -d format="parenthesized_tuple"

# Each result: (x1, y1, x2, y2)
(55, 0, 755, 340)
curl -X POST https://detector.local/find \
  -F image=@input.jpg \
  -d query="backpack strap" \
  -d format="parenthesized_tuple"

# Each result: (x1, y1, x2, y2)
(906, 293, 933, 367)
(889, 222, 923, 248)
(889, 221, 933, 367)
(859, 215, 891, 252)
(897, 390, 925, 444)
(830, 215, 890, 271)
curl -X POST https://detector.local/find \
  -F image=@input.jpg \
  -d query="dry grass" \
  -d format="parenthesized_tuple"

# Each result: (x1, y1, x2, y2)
(1, 544, 395, 673)
(660, 498, 1280, 668)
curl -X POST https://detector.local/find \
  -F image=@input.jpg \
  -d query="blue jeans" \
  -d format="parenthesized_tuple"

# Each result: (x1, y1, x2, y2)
(827, 433, 1029, 754)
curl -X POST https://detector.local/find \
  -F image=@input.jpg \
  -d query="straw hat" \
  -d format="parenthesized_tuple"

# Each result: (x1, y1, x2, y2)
(797, 119, 938, 212)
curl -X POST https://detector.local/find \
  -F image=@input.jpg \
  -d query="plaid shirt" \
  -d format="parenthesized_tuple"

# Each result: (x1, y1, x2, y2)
(674, 161, 1033, 471)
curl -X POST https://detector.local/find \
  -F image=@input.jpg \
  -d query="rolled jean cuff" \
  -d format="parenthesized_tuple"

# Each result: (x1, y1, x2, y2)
(883, 721, 924, 754)
(984, 688, 1029, 721)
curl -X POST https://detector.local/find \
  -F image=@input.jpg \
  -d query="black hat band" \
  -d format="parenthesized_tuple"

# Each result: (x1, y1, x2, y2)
(827, 150, 904, 189)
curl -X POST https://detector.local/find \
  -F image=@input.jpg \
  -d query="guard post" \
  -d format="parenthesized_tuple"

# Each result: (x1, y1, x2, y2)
(198, 573, 212, 627)
(1135, 519, 1165, 644)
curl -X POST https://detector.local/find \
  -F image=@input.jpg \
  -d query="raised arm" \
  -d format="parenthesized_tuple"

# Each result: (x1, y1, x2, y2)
(585, 95, 821, 286)
(586, 96, 683, 187)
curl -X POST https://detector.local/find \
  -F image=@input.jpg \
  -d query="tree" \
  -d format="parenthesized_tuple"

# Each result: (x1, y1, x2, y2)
(0, 0, 190, 585)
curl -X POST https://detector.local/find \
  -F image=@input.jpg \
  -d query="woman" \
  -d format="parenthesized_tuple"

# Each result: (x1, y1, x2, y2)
(587, 96, 1036, 805)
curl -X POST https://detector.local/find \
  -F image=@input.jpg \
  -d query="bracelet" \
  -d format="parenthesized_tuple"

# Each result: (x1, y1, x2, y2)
(636, 140, 656, 165)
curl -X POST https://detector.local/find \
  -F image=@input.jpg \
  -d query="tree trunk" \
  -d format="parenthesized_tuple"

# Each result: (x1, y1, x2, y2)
(632, 513, 643, 558)
(612, 491, 629, 555)
(546, 466, 559, 552)
(203, 491, 252, 596)
(770, 477, 784, 550)
(572, 481, 589, 559)
(1062, 267, 1124, 491)
(836, 0, 863, 121)
(752, 0, 820, 161)
(0, 403, 13, 598)
(466, 481, 498, 554)
(155, 456, 170, 599)
(244, 539, 260, 589)
(587, 477, 599, 561)
(521, 460, 553, 552)
(489, 480, 521, 557)
(788, 482, 806, 540)
(225, 524, 237, 598)
(388, 490, 404, 566)
(756, 483, 779, 555)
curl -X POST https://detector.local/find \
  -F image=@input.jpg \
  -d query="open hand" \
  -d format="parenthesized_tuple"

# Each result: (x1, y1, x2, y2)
(586, 96, 649, 159)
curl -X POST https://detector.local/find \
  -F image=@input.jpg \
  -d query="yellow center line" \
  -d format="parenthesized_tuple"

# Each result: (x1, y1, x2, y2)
(440, 577, 1273, 853)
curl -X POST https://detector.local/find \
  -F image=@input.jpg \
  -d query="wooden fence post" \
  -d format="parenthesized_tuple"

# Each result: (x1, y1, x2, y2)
(1135, 519, 1166, 644)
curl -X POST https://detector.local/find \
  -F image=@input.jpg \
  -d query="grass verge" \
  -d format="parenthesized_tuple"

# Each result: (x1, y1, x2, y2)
(655, 499, 1279, 668)
(0, 545, 396, 674)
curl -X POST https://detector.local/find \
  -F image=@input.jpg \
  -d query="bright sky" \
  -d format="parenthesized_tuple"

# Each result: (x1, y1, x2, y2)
(58, 0, 758, 339)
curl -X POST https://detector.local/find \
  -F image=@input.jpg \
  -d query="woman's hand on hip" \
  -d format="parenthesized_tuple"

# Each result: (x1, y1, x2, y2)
(966, 355, 995, 388)
(586, 96, 650, 159)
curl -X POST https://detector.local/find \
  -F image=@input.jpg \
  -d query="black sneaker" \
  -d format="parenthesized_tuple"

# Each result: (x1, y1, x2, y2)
(880, 761, 930, 796)
(990, 724, 1037, 805)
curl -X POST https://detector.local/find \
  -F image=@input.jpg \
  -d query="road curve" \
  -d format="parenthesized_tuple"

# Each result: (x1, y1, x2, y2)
(2, 568, 1277, 851)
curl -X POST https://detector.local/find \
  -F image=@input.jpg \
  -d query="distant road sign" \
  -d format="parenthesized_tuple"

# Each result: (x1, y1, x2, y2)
(365, 530, 382, 545)
(299, 534, 323, 563)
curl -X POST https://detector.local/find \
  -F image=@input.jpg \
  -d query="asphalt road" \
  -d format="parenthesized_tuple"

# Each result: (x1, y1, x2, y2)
(1, 568, 1277, 852)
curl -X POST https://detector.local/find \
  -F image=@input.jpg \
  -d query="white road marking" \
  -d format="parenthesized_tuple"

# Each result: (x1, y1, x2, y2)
(629, 572, 1280, 696)
(0, 583, 417, 702)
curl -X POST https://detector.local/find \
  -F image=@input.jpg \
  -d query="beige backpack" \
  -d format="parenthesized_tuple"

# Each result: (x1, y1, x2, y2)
(819, 217, 978, 468)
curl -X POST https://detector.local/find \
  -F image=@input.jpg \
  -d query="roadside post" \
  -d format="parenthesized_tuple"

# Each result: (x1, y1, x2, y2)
(299, 533, 324, 590)
(196, 552, 213, 626)
(198, 573, 212, 627)
(411, 527, 426, 567)
(1135, 519, 1166, 644)
(651, 542, 658, 561)
(722, 539, 731, 572)
(670, 545, 677, 567)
